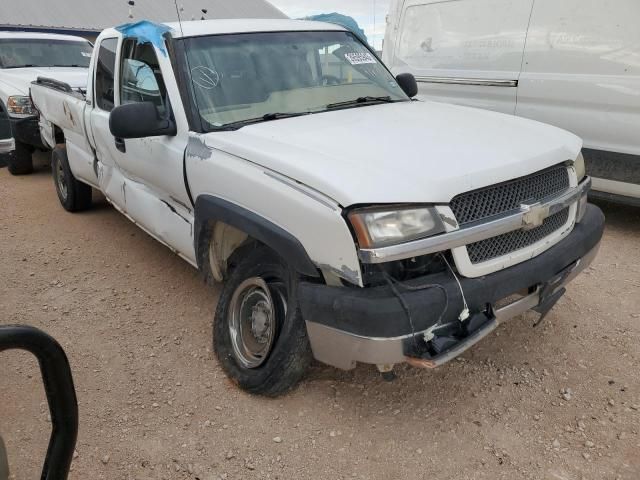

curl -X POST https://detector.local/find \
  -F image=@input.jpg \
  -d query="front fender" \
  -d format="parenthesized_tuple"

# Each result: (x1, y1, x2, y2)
(186, 141, 363, 286)
(194, 195, 320, 278)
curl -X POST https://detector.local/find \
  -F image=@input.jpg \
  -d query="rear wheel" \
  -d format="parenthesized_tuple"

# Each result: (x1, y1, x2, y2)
(213, 245, 312, 396)
(51, 146, 92, 212)
(7, 141, 33, 175)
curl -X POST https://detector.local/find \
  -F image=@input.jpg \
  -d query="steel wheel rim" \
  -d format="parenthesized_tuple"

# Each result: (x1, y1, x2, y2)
(55, 159, 67, 200)
(228, 277, 280, 369)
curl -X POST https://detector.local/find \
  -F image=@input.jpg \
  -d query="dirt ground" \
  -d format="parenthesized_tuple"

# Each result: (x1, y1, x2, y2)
(1, 156, 639, 480)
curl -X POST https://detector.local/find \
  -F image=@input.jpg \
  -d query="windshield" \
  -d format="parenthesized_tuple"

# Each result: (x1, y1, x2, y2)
(0, 39, 93, 68)
(184, 30, 408, 130)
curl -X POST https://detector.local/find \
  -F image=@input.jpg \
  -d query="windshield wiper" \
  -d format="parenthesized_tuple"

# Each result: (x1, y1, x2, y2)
(53, 64, 84, 68)
(218, 112, 311, 130)
(326, 96, 399, 109)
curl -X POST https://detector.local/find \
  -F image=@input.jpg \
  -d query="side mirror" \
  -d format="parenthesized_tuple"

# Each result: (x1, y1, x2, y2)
(396, 73, 418, 98)
(0, 436, 8, 480)
(109, 102, 176, 139)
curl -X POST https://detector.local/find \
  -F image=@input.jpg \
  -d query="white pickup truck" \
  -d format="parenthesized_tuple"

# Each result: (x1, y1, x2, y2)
(0, 32, 92, 174)
(31, 19, 604, 396)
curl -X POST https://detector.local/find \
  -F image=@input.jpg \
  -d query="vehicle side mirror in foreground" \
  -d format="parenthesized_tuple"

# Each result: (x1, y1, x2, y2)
(396, 73, 418, 98)
(109, 102, 177, 139)
(0, 325, 78, 480)
(0, 436, 8, 480)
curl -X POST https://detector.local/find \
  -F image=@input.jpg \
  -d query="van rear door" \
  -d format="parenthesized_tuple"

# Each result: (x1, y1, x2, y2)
(387, 0, 533, 114)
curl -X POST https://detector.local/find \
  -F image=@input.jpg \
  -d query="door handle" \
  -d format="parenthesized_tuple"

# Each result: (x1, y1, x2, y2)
(114, 137, 126, 153)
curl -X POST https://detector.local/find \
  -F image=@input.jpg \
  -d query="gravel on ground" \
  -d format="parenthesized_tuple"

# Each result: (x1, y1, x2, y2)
(1, 158, 639, 480)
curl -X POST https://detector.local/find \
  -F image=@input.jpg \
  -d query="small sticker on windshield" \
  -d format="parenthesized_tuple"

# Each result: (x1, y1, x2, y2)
(344, 52, 377, 65)
(81, 52, 92, 57)
(191, 66, 220, 89)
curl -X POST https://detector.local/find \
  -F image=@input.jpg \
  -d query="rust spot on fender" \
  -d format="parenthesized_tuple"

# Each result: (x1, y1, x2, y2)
(62, 101, 76, 127)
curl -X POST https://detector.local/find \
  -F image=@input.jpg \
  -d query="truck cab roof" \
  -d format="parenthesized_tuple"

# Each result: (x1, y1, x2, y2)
(100, 18, 346, 40)
(0, 31, 89, 42)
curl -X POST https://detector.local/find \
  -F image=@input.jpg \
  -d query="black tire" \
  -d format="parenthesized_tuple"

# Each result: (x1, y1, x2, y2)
(7, 141, 33, 175)
(51, 146, 92, 212)
(213, 245, 312, 396)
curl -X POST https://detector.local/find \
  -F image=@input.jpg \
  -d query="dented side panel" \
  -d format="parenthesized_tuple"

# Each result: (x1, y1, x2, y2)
(121, 175, 196, 264)
(186, 134, 363, 286)
(31, 85, 85, 137)
(101, 33, 195, 262)
(31, 83, 99, 186)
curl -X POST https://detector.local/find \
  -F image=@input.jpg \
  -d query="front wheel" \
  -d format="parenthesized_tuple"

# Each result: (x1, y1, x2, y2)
(51, 146, 92, 212)
(213, 245, 312, 396)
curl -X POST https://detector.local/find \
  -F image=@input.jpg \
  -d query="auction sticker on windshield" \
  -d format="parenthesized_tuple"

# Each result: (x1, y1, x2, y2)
(344, 52, 377, 65)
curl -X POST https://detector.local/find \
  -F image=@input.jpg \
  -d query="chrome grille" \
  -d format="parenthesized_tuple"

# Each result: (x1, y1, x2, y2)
(450, 165, 572, 265)
(450, 165, 570, 225)
(466, 208, 570, 264)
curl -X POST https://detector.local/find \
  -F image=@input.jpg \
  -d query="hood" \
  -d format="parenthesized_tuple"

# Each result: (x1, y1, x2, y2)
(206, 100, 582, 206)
(0, 67, 88, 96)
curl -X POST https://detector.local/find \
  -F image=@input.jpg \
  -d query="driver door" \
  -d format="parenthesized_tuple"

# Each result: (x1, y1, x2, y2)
(110, 38, 194, 261)
(89, 36, 127, 209)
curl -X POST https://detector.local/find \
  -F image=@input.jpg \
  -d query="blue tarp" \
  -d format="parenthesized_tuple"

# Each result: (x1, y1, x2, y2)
(305, 13, 368, 45)
(115, 20, 173, 57)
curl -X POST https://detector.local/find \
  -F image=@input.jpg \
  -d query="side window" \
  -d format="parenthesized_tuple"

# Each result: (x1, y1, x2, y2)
(120, 39, 167, 116)
(94, 38, 118, 111)
(397, 0, 533, 73)
(522, 0, 640, 75)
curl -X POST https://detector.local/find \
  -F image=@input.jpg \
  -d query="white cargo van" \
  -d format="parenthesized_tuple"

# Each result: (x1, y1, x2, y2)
(383, 0, 640, 205)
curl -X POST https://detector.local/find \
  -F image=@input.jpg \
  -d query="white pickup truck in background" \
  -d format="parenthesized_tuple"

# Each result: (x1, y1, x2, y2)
(31, 19, 604, 396)
(383, 0, 640, 205)
(0, 32, 92, 174)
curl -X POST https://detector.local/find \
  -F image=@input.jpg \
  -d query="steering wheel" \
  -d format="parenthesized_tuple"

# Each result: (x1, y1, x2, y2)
(322, 75, 341, 86)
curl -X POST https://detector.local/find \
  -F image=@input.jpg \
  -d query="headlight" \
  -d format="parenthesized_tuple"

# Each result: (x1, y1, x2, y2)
(574, 152, 586, 181)
(348, 206, 445, 249)
(7, 96, 36, 116)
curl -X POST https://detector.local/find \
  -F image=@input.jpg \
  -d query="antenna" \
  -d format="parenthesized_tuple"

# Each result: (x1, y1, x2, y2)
(373, 0, 377, 49)
(201, 8, 208, 21)
(128, 0, 135, 19)
(173, 0, 185, 37)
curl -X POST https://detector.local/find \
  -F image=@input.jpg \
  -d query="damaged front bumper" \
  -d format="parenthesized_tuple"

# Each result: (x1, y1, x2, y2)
(0, 137, 13, 155)
(298, 204, 605, 371)
(10, 116, 45, 149)
(0, 137, 13, 167)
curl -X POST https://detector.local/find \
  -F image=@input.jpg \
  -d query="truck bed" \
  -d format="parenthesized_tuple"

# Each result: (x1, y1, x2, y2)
(31, 77, 87, 148)
(31, 76, 98, 187)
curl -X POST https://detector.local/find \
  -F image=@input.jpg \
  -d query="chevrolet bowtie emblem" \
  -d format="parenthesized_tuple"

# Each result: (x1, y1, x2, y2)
(521, 203, 551, 230)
